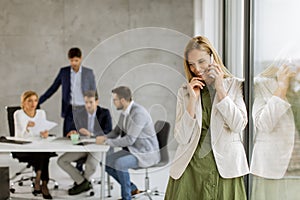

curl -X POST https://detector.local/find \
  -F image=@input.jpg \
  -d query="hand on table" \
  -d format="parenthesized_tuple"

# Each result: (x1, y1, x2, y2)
(96, 136, 107, 145)
(40, 130, 49, 138)
(79, 128, 91, 136)
(66, 130, 78, 138)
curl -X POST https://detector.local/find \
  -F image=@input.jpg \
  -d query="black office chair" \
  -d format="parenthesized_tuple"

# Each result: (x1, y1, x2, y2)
(133, 120, 170, 199)
(5, 106, 59, 193)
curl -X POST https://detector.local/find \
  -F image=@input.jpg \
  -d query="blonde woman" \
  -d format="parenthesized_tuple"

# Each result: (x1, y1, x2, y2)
(250, 64, 300, 200)
(165, 36, 249, 199)
(14, 91, 52, 199)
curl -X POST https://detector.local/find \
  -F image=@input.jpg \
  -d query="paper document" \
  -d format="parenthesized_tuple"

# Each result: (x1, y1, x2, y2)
(75, 138, 96, 145)
(80, 138, 96, 143)
(29, 118, 57, 134)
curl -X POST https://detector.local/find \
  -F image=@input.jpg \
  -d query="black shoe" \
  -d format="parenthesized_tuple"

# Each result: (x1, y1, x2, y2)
(41, 183, 52, 199)
(32, 189, 42, 196)
(42, 193, 53, 199)
(68, 179, 92, 195)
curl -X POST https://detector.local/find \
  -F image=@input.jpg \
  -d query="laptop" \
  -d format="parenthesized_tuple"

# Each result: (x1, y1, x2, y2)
(0, 136, 32, 144)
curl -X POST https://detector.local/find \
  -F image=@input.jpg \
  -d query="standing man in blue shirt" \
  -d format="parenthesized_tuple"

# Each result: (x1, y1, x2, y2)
(39, 47, 96, 136)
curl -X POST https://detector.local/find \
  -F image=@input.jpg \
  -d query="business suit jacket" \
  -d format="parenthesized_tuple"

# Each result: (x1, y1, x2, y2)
(39, 66, 96, 118)
(72, 106, 112, 137)
(106, 102, 160, 168)
(250, 76, 295, 179)
(170, 77, 249, 180)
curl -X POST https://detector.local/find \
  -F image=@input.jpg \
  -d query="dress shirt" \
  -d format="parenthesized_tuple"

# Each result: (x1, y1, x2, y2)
(70, 66, 85, 105)
(122, 101, 134, 130)
(87, 110, 96, 134)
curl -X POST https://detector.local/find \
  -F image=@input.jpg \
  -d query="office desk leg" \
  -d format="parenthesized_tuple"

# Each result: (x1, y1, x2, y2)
(101, 152, 106, 200)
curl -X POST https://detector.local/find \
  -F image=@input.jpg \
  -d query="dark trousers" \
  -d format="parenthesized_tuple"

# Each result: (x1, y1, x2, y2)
(63, 105, 85, 137)
(63, 112, 74, 137)
(13, 152, 51, 181)
(32, 153, 50, 181)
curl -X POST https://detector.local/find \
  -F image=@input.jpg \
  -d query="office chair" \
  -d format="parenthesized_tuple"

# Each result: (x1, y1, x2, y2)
(5, 106, 59, 193)
(133, 120, 170, 200)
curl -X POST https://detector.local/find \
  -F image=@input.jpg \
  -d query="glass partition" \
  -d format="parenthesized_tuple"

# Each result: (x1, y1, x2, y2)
(250, 0, 300, 199)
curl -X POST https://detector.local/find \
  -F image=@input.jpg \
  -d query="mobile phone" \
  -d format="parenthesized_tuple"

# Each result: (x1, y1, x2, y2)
(210, 54, 214, 65)
(209, 54, 215, 78)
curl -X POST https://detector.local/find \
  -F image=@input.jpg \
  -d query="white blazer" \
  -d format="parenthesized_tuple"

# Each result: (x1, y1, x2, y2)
(250, 77, 295, 179)
(169, 77, 249, 179)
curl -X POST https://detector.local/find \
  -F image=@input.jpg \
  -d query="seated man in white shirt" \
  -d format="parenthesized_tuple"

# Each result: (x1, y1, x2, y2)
(57, 90, 112, 195)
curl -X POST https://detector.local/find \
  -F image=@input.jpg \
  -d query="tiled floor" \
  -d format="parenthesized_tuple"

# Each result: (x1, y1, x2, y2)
(0, 152, 170, 200)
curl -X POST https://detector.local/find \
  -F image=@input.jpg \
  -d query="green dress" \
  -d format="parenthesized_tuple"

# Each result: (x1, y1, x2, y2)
(165, 87, 246, 200)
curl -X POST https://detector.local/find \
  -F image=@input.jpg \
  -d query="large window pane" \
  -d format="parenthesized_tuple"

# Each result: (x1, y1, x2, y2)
(251, 0, 300, 199)
(224, 0, 244, 78)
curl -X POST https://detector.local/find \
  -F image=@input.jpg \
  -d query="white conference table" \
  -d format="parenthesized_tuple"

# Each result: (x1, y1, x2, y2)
(0, 136, 110, 200)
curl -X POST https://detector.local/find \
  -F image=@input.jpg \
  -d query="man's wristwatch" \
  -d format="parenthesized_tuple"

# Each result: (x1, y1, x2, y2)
(103, 137, 108, 145)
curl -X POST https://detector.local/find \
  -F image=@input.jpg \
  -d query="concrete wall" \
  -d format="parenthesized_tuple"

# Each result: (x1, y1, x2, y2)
(0, 0, 194, 149)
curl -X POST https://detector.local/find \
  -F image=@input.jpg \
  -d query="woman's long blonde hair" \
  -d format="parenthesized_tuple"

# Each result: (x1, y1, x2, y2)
(183, 36, 232, 82)
(21, 90, 38, 109)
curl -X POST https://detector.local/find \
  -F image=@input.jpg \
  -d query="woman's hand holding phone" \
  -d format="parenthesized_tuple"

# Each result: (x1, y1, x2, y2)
(207, 54, 227, 100)
(208, 54, 216, 79)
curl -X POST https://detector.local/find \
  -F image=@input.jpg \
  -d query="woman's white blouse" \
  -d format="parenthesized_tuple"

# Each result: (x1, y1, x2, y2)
(14, 109, 47, 138)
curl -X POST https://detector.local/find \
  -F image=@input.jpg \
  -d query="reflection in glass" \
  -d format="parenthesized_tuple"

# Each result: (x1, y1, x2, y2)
(251, 63, 300, 200)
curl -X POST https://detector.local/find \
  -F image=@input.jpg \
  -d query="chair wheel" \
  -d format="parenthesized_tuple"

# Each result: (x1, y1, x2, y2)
(18, 182, 23, 186)
(89, 191, 94, 196)
(54, 185, 59, 189)
(10, 188, 15, 193)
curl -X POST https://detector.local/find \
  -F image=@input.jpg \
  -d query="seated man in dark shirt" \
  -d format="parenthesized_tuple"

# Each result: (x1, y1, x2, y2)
(57, 90, 112, 195)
